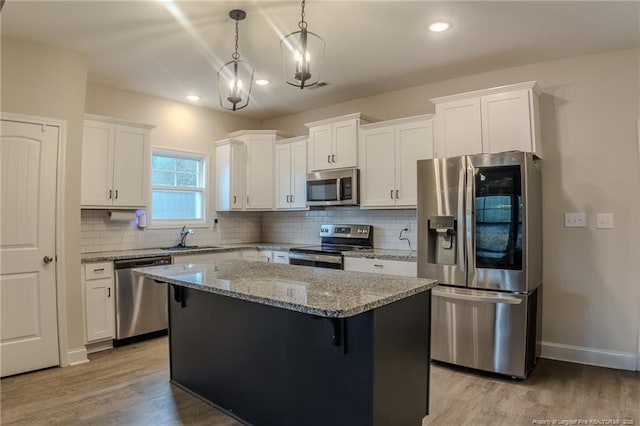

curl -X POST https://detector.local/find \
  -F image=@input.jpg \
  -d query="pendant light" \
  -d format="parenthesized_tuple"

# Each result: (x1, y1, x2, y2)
(218, 9, 254, 111)
(280, 0, 325, 89)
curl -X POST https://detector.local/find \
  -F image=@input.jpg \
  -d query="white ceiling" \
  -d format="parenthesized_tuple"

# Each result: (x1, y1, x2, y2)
(2, 1, 639, 120)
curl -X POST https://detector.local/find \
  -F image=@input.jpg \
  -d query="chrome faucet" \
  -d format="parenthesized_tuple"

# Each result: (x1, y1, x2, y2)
(178, 226, 193, 248)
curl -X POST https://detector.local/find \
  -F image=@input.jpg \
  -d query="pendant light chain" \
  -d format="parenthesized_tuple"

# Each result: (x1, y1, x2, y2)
(299, 0, 307, 29)
(232, 18, 240, 60)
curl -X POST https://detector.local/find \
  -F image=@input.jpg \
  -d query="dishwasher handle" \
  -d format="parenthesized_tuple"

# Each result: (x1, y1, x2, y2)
(114, 256, 172, 270)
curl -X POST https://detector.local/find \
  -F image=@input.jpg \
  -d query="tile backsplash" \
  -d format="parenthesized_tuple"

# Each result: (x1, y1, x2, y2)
(262, 208, 417, 251)
(80, 210, 262, 253)
(80, 208, 417, 253)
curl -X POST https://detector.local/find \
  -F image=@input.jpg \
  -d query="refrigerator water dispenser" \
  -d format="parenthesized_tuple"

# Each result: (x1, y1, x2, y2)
(428, 216, 456, 265)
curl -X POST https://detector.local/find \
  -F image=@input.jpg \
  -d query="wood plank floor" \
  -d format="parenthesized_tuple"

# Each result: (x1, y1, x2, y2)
(1, 337, 638, 425)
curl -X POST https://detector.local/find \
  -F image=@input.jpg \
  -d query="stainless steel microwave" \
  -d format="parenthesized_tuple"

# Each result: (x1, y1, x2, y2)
(306, 168, 359, 206)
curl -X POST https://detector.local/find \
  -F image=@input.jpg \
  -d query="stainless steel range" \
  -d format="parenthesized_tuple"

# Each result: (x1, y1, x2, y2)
(289, 224, 373, 269)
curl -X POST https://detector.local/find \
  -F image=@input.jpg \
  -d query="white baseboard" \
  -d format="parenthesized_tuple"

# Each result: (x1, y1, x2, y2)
(541, 341, 637, 371)
(66, 347, 89, 366)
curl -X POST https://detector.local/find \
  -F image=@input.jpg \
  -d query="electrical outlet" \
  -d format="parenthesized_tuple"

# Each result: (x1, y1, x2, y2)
(564, 212, 586, 228)
(596, 213, 614, 229)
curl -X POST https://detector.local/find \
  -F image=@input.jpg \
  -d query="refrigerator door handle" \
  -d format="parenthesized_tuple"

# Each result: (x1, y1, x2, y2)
(457, 167, 466, 274)
(432, 287, 523, 305)
(465, 161, 476, 284)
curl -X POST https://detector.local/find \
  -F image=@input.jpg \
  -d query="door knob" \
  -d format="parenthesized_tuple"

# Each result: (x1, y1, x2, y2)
(43, 256, 54, 264)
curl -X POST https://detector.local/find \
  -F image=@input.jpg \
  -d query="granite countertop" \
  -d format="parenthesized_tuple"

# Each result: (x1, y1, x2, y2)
(342, 248, 417, 262)
(81, 243, 304, 263)
(134, 259, 437, 318)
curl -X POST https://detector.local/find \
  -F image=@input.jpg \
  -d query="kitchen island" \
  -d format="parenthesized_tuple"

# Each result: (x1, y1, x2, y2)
(135, 259, 437, 426)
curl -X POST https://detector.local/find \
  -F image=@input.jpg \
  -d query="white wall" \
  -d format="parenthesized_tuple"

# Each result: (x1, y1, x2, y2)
(1, 37, 88, 355)
(264, 48, 640, 369)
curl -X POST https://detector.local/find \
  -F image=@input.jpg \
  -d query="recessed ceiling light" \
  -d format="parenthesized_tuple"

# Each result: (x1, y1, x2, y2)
(428, 21, 451, 32)
(255, 79, 271, 86)
(186, 95, 201, 101)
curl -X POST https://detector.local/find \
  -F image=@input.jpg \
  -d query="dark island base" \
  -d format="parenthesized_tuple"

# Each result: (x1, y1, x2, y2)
(168, 285, 431, 426)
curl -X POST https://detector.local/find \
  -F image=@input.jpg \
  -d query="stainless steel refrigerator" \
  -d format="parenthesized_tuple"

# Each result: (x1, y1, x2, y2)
(417, 151, 542, 378)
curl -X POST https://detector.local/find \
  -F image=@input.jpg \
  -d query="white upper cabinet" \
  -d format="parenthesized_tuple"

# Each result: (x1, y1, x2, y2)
(434, 97, 483, 158)
(215, 139, 245, 211)
(360, 126, 396, 207)
(306, 113, 369, 171)
(81, 115, 152, 208)
(394, 118, 435, 206)
(216, 130, 288, 212)
(275, 136, 307, 210)
(431, 81, 542, 158)
(360, 115, 434, 208)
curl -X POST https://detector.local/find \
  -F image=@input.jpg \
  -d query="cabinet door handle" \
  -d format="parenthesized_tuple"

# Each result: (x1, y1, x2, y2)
(93, 268, 105, 273)
(390, 190, 394, 199)
(43, 256, 54, 264)
(332, 154, 335, 163)
(327, 155, 331, 164)
(373, 264, 384, 268)
(233, 195, 237, 204)
(115, 190, 118, 199)
(108, 189, 113, 199)
(247, 196, 249, 204)
(291, 195, 294, 202)
(107, 288, 111, 298)
(396, 189, 399, 199)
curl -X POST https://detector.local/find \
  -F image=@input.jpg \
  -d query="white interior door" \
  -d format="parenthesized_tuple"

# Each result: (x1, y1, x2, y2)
(1, 119, 59, 377)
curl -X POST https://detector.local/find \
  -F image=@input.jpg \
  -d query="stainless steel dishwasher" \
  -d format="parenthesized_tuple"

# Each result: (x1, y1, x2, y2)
(114, 256, 172, 344)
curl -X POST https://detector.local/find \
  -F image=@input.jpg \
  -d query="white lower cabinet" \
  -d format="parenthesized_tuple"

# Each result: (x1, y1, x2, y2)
(242, 249, 272, 262)
(83, 262, 115, 343)
(343, 257, 417, 277)
(272, 251, 290, 264)
(242, 249, 290, 264)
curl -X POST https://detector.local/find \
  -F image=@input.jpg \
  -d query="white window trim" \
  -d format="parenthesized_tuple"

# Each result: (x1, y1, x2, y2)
(149, 147, 210, 229)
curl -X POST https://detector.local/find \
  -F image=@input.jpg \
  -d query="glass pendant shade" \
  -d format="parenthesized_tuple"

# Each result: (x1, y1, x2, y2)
(281, 28, 325, 89)
(218, 58, 253, 111)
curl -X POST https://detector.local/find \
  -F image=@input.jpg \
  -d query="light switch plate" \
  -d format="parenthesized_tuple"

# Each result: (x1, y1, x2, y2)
(565, 212, 586, 228)
(596, 213, 614, 229)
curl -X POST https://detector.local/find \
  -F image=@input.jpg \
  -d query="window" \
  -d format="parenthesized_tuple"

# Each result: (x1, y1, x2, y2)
(151, 149, 207, 225)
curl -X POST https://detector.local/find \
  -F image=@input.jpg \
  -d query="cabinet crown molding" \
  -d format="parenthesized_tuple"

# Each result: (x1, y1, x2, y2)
(228, 129, 292, 139)
(304, 112, 374, 128)
(360, 114, 434, 131)
(430, 81, 540, 105)
(84, 113, 155, 129)
(214, 138, 245, 147)
(276, 135, 307, 145)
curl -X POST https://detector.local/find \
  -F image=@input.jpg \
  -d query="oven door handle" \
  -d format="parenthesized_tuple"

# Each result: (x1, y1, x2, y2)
(289, 253, 343, 264)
